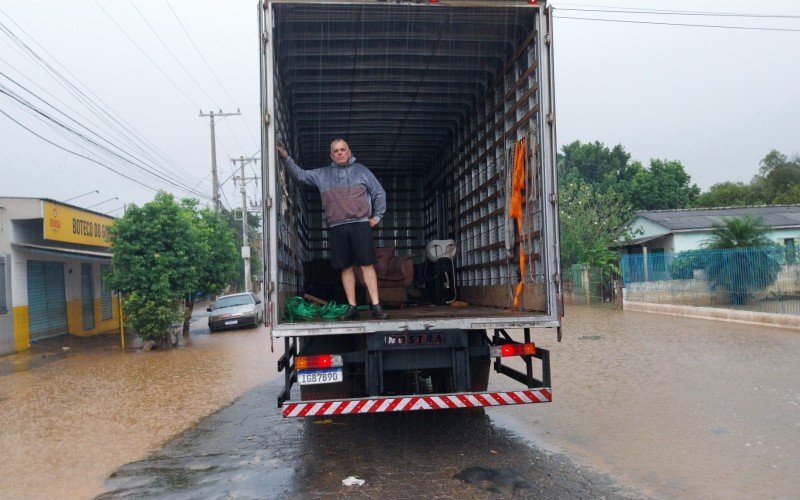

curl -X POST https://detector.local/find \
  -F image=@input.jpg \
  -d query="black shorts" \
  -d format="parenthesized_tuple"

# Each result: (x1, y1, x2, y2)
(329, 221, 377, 269)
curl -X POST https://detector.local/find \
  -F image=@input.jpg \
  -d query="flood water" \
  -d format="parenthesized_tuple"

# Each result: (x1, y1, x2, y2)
(0, 318, 279, 499)
(490, 306, 800, 498)
(1, 306, 798, 498)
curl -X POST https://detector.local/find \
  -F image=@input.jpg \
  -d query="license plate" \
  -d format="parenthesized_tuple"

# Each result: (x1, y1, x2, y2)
(298, 368, 343, 385)
(224, 319, 237, 326)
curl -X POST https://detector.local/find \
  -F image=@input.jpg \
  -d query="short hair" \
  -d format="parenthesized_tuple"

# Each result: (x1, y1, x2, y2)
(330, 138, 348, 150)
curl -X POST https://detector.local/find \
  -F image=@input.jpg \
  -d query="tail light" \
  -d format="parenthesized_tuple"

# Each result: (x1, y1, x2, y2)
(490, 343, 536, 357)
(296, 354, 343, 370)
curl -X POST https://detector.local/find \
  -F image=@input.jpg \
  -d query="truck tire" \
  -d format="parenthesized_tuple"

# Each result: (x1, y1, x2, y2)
(298, 335, 361, 401)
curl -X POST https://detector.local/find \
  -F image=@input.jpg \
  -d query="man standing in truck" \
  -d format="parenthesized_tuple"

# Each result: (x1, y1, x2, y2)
(276, 139, 389, 320)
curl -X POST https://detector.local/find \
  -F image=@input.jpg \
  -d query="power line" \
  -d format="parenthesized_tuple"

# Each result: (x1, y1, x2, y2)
(0, 9, 202, 184)
(553, 15, 800, 33)
(165, 0, 259, 149)
(93, 0, 202, 109)
(0, 70, 203, 193)
(129, 0, 221, 108)
(554, 5, 800, 20)
(0, 84, 212, 199)
(0, 108, 161, 192)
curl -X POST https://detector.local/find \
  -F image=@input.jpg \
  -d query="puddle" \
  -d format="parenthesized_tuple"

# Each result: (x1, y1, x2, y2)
(454, 466, 532, 494)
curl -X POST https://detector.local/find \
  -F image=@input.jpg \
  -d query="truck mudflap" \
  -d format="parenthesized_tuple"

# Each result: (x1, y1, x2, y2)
(282, 389, 552, 418)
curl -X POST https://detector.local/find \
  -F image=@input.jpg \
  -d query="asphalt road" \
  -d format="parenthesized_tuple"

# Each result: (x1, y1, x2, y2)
(98, 379, 635, 499)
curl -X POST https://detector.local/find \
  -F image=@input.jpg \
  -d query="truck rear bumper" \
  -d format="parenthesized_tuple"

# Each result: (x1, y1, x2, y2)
(282, 389, 552, 418)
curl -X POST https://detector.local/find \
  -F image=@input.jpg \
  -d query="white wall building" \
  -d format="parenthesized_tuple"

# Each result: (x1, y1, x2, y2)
(0, 197, 119, 355)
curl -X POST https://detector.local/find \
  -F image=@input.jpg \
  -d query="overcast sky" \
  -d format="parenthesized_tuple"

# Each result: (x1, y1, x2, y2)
(1, 0, 798, 214)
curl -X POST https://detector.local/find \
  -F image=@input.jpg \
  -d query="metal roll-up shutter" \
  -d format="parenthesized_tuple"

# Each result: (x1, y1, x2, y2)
(81, 263, 95, 330)
(100, 265, 112, 321)
(27, 260, 68, 340)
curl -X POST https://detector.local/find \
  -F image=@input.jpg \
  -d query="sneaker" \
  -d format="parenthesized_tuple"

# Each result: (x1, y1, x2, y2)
(339, 305, 359, 321)
(370, 303, 389, 320)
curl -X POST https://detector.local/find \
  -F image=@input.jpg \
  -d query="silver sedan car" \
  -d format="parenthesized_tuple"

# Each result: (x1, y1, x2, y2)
(207, 292, 263, 332)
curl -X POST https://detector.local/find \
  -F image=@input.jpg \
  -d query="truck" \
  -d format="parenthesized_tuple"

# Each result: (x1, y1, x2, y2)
(258, 0, 561, 418)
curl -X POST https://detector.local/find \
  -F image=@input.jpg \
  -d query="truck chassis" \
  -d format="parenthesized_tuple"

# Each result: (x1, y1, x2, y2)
(277, 328, 551, 417)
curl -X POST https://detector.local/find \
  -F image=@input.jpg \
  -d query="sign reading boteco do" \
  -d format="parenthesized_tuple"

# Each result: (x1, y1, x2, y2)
(42, 201, 114, 248)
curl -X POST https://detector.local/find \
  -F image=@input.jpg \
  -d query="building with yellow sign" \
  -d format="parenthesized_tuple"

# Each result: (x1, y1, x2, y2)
(0, 197, 119, 355)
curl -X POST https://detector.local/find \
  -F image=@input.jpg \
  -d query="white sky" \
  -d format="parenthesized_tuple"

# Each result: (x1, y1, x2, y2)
(1, 0, 799, 214)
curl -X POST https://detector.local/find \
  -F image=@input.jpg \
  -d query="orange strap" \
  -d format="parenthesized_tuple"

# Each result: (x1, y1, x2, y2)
(508, 138, 527, 309)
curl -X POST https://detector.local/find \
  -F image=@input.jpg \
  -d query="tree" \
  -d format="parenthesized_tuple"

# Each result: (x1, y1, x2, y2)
(700, 150, 800, 207)
(559, 178, 633, 272)
(703, 215, 775, 249)
(107, 192, 238, 348)
(757, 149, 790, 177)
(627, 159, 700, 210)
(558, 140, 632, 186)
(773, 184, 800, 205)
(702, 216, 781, 305)
(696, 182, 764, 208)
(180, 201, 239, 336)
(107, 192, 199, 348)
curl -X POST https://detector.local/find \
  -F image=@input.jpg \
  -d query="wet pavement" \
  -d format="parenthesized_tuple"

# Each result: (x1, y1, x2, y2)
(489, 306, 800, 498)
(99, 380, 631, 499)
(0, 303, 278, 499)
(2, 304, 799, 498)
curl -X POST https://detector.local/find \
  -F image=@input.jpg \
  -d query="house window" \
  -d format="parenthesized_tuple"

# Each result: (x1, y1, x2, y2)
(786, 238, 797, 264)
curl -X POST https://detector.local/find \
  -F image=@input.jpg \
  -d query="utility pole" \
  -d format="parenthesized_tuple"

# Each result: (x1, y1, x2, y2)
(231, 155, 260, 292)
(199, 109, 240, 211)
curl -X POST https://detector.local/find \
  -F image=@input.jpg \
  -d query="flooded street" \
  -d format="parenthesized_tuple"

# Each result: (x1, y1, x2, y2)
(0, 307, 279, 499)
(2, 305, 798, 498)
(491, 306, 800, 498)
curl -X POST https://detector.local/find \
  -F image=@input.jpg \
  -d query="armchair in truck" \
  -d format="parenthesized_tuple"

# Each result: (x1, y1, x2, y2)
(355, 246, 414, 304)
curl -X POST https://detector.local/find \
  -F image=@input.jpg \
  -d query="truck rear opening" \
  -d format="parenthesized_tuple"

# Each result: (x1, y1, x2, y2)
(258, 0, 560, 414)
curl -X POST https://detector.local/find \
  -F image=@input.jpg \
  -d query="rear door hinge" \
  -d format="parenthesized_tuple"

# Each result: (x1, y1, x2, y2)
(549, 193, 557, 204)
(546, 112, 555, 124)
(264, 113, 271, 125)
(265, 196, 273, 209)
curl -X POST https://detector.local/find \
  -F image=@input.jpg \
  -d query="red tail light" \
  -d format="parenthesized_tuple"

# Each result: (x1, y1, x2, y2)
(490, 343, 536, 357)
(296, 354, 343, 370)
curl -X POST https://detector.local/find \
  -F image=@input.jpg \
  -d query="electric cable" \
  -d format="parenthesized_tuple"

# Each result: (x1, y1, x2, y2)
(129, 0, 248, 155)
(0, 71, 209, 196)
(0, 84, 212, 199)
(0, 10, 203, 184)
(0, 108, 161, 192)
(165, 0, 259, 149)
(553, 15, 800, 33)
(94, 0, 202, 110)
(554, 4, 800, 20)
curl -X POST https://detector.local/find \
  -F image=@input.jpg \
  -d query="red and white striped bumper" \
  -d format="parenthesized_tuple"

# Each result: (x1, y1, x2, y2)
(282, 389, 552, 418)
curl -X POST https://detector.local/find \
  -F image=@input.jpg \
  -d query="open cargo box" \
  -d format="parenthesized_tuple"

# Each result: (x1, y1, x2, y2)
(260, 0, 560, 336)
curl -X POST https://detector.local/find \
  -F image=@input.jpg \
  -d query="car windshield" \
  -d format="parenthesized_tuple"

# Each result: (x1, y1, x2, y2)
(213, 295, 253, 309)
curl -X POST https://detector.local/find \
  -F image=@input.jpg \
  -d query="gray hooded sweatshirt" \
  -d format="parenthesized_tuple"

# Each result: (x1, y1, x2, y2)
(282, 155, 386, 227)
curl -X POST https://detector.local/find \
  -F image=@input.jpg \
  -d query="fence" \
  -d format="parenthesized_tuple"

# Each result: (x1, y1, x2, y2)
(565, 264, 622, 308)
(621, 247, 800, 316)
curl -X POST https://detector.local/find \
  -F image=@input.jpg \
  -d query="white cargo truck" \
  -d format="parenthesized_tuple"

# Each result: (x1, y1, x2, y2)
(258, 0, 562, 417)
